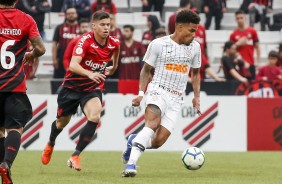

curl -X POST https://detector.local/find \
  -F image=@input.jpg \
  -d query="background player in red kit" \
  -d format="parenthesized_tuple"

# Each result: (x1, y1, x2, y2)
(230, 10, 261, 80)
(63, 19, 90, 70)
(41, 11, 120, 171)
(193, 8, 224, 82)
(0, 0, 46, 183)
(119, 24, 145, 80)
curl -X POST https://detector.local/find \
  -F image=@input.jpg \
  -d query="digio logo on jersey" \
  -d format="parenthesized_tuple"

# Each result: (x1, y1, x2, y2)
(182, 102, 218, 148)
(165, 63, 188, 73)
(21, 101, 48, 149)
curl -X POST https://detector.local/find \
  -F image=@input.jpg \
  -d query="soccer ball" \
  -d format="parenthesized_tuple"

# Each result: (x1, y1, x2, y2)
(181, 147, 205, 170)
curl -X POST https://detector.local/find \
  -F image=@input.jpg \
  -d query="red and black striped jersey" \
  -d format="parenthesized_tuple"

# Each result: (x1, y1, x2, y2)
(62, 32, 120, 92)
(0, 8, 40, 92)
(53, 23, 80, 59)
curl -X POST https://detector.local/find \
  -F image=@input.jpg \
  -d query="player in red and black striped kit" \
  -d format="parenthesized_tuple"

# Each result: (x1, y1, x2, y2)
(0, 0, 46, 183)
(41, 11, 120, 171)
(52, 7, 80, 78)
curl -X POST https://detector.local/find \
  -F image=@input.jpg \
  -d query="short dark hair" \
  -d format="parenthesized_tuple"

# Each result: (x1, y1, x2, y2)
(0, 0, 17, 6)
(179, 0, 190, 8)
(235, 10, 245, 16)
(224, 41, 235, 52)
(268, 50, 279, 58)
(123, 24, 135, 32)
(92, 10, 110, 21)
(176, 10, 200, 25)
(79, 19, 89, 26)
(64, 6, 76, 14)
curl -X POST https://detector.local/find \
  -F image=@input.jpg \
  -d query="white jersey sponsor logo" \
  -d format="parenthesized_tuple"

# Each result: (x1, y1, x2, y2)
(143, 36, 201, 103)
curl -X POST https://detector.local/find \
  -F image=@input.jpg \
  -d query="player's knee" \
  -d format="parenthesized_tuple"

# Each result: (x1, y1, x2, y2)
(56, 118, 70, 129)
(87, 113, 100, 122)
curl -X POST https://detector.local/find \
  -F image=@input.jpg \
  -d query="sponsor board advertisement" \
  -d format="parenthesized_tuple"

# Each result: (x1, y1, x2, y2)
(248, 98, 282, 150)
(22, 94, 247, 151)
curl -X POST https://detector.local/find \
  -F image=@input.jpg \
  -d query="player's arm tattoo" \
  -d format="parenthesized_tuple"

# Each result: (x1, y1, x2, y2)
(29, 36, 46, 57)
(139, 63, 153, 92)
(191, 68, 201, 98)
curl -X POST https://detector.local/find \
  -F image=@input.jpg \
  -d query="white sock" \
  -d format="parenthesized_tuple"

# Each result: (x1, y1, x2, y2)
(128, 127, 154, 165)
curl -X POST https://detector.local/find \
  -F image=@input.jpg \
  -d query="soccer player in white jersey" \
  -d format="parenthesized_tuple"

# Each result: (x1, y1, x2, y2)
(121, 9, 202, 177)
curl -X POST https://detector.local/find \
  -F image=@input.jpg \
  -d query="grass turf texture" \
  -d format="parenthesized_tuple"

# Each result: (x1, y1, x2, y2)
(10, 151, 282, 184)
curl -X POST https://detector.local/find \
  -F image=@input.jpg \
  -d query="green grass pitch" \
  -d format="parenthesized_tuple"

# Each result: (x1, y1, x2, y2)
(10, 151, 282, 184)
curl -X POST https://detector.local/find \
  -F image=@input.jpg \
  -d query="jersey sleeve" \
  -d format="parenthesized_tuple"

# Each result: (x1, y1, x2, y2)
(191, 42, 202, 68)
(168, 14, 175, 34)
(143, 40, 160, 67)
(111, 3, 118, 14)
(27, 15, 40, 39)
(91, 2, 97, 13)
(72, 35, 90, 58)
(53, 25, 60, 42)
(64, 38, 77, 70)
(252, 29, 259, 43)
(229, 32, 236, 42)
(111, 36, 120, 52)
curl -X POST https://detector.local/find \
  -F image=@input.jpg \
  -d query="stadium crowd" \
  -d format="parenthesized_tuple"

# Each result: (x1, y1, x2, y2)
(16, 0, 282, 88)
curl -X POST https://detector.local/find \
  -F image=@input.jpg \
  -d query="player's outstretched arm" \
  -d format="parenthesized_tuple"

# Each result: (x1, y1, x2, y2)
(69, 56, 106, 83)
(191, 68, 202, 115)
(132, 63, 153, 106)
(23, 36, 46, 64)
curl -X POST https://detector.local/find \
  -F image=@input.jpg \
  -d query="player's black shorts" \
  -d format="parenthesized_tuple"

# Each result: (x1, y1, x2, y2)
(57, 87, 102, 117)
(0, 93, 32, 129)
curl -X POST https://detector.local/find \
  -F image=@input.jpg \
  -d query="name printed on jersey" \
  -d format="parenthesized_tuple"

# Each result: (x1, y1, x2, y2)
(0, 28, 22, 35)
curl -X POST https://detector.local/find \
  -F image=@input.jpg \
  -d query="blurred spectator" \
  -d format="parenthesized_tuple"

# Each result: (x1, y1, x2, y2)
(190, 0, 203, 12)
(91, 0, 117, 15)
(278, 44, 282, 67)
(256, 50, 282, 81)
(51, 0, 64, 12)
(63, 19, 90, 70)
(142, 15, 160, 49)
(119, 25, 146, 79)
(141, 0, 165, 18)
(203, 0, 226, 30)
(155, 26, 166, 38)
(221, 41, 250, 82)
(62, 0, 91, 20)
(168, 0, 191, 34)
(268, 12, 282, 31)
(110, 14, 122, 41)
(240, 0, 273, 31)
(230, 10, 260, 80)
(52, 7, 80, 78)
(16, 0, 51, 39)
(191, 8, 225, 82)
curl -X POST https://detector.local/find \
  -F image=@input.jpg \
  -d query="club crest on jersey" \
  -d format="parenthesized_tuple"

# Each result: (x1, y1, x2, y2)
(134, 49, 138, 55)
(76, 47, 83, 54)
(108, 44, 115, 49)
(165, 63, 188, 73)
(91, 43, 99, 48)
